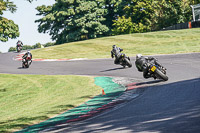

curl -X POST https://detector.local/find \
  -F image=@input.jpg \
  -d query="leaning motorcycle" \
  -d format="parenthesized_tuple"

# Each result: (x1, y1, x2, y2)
(119, 53, 132, 68)
(147, 62, 168, 81)
(16, 44, 22, 52)
(22, 56, 32, 68)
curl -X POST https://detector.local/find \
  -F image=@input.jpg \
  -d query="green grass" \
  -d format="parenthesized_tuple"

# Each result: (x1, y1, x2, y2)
(32, 28, 200, 59)
(0, 74, 101, 132)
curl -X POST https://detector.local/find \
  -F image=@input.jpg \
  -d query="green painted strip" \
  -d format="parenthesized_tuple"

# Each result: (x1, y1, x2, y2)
(16, 77, 125, 133)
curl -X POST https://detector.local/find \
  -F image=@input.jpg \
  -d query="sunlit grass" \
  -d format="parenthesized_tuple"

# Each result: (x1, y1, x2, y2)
(32, 28, 200, 59)
(0, 74, 101, 132)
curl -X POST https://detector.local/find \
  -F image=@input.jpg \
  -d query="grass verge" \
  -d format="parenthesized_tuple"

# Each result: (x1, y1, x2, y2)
(0, 74, 101, 132)
(32, 28, 200, 59)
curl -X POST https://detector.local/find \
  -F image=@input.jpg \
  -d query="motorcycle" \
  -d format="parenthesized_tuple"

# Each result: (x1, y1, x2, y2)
(148, 62, 168, 81)
(16, 44, 22, 52)
(119, 53, 132, 68)
(22, 56, 32, 68)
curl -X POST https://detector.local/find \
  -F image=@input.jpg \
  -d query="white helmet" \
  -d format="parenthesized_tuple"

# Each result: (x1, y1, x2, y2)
(136, 54, 142, 59)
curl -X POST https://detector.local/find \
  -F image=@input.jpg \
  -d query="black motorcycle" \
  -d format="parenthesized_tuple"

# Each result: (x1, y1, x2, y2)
(22, 56, 32, 68)
(119, 53, 132, 68)
(148, 62, 168, 81)
(16, 44, 22, 52)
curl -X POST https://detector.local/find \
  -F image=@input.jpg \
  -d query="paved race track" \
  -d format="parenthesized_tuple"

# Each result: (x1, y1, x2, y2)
(0, 52, 200, 133)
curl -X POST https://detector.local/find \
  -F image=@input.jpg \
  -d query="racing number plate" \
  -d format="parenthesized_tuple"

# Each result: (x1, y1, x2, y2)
(151, 66, 157, 72)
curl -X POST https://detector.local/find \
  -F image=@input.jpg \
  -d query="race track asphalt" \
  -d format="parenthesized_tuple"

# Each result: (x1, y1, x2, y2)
(0, 52, 200, 133)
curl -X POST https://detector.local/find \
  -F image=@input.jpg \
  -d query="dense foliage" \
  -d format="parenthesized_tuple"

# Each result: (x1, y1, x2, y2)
(112, 0, 200, 34)
(2, 0, 200, 44)
(0, 0, 36, 42)
(35, 0, 200, 43)
(0, 0, 19, 42)
(35, 0, 110, 44)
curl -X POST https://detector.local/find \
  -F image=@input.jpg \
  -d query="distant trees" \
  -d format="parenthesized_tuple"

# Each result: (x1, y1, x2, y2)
(8, 42, 55, 52)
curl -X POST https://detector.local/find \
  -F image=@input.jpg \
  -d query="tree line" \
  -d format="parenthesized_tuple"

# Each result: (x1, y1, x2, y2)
(1, 0, 200, 46)
(8, 42, 55, 52)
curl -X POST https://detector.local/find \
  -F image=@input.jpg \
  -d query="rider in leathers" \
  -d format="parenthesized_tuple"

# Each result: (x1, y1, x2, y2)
(16, 40, 23, 48)
(111, 45, 123, 64)
(22, 51, 32, 66)
(135, 54, 164, 79)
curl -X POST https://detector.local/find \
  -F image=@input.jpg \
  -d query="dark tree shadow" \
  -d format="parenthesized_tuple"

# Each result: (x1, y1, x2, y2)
(79, 95, 93, 99)
(0, 88, 6, 92)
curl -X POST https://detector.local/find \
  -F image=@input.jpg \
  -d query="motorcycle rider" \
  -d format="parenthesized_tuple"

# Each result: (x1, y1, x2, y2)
(22, 51, 32, 67)
(135, 54, 164, 79)
(111, 45, 124, 64)
(16, 40, 23, 48)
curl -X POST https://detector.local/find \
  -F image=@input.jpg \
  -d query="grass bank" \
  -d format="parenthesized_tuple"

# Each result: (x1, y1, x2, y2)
(32, 28, 200, 59)
(0, 74, 101, 132)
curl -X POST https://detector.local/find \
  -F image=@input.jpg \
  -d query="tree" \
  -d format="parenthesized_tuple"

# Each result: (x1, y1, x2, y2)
(35, 0, 109, 44)
(102, 0, 124, 30)
(0, 0, 19, 42)
(112, 0, 153, 35)
(112, 0, 197, 34)
(150, 0, 193, 30)
(8, 46, 16, 52)
(112, 16, 134, 35)
(0, 0, 39, 42)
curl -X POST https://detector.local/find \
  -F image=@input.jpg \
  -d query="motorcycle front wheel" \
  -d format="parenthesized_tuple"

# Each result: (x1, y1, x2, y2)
(154, 69, 168, 81)
(124, 58, 132, 68)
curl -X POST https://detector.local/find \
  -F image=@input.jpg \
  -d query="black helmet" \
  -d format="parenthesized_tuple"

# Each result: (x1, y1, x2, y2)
(112, 45, 116, 48)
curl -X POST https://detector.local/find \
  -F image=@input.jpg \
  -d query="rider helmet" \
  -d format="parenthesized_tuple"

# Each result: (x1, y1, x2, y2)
(136, 54, 142, 59)
(112, 45, 116, 48)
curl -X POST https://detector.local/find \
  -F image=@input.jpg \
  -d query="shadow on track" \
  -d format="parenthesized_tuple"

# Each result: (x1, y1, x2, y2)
(100, 67, 126, 72)
(17, 67, 27, 69)
(136, 79, 163, 85)
(50, 78, 200, 133)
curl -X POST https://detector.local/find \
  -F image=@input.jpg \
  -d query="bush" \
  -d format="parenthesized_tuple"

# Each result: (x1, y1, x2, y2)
(33, 43, 42, 49)
(22, 45, 34, 50)
(8, 47, 16, 52)
(43, 42, 55, 47)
